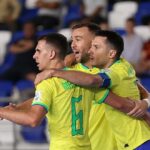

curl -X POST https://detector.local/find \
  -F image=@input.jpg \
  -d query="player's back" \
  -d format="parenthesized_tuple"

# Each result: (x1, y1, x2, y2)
(33, 76, 95, 150)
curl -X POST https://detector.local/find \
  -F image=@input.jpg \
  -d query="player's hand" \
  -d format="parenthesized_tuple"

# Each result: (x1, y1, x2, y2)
(64, 53, 76, 67)
(3, 103, 17, 110)
(34, 69, 55, 85)
(8, 103, 17, 109)
(127, 100, 148, 118)
(0, 103, 17, 120)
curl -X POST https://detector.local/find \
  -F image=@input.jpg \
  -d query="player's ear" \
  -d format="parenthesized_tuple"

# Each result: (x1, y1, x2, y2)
(49, 49, 56, 60)
(109, 49, 116, 59)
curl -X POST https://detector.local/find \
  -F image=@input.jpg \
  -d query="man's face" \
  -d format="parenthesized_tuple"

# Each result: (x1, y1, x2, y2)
(71, 27, 94, 63)
(24, 23, 35, 38)
(33, 40, 52, 71)
(89, 36, 110, 68)
(125, 21, 134, 33)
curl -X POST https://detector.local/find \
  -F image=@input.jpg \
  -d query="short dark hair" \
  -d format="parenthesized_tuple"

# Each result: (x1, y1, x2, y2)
(95, 30, 124, 59)
(72, 22, 101, 35)
(38, 33, 68, 59)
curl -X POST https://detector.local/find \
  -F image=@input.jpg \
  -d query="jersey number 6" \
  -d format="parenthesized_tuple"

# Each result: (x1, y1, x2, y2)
(71, 95, 83, 136)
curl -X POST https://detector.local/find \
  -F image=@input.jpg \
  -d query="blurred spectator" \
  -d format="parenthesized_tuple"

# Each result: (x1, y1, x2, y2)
(99, 18, 110, 30)
(83, 0, 107, 19)
(63, 0, 85, 27)
(136, 39, 150, 77)
(0, 0, 21, 31)
(122, 17, 143, 70)
(67, 0, 84, 15)
(0, 31, 12, 65)
(0, 21, 38, 82)
(143, 39, 150, 61)
(32, 0, 62, 30)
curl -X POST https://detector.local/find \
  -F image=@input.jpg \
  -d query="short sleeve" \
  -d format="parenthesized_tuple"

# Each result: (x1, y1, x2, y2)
(32, 80, 53, 112)
(101, 68, 122, 88)
(93, 88, 110, 104)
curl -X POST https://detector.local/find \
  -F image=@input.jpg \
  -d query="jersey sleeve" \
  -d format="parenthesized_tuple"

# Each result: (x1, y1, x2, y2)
(100, 68, 123, 88)
(32, 80, 53, 112)
(93, 88, 110, 104)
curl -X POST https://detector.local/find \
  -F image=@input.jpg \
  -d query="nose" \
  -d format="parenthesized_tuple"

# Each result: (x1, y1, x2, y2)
(88, 47, 93, 55)
(71, 40, 76, 50)
(33, 51, 37, 60)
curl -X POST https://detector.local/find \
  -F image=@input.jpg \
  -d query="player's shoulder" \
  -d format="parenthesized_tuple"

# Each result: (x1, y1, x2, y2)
(36, 78, 54, 88)
(110, 58, 129, 69)
(71, 63, 100, 73)
(70, 63, 83, 70)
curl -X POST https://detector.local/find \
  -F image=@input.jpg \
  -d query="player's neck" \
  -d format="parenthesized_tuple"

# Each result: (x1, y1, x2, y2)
(82, 60, 93, 69)
(103, 59, 114, 69)
(47, 59, 65, 69)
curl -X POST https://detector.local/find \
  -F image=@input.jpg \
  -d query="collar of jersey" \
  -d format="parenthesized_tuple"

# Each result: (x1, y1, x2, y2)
(79, 63, 91, 70)
(63, 67, 69, 70)
(108, 58, 121, 68)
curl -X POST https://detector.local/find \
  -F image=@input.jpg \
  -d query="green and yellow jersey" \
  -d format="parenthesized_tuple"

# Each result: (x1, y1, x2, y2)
(71, 63, 118, 150)
(32, 64, 104, 150)
(100, 58, 150, 150)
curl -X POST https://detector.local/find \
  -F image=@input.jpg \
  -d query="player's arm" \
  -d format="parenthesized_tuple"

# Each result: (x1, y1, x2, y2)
(7, 98, 33, 111)
(104, 92, 136, 113)
(35, 69, 102, 87)
(0, 98, 33, 120)
(103, 81, 149, 117)
(0, 105, 47, 127)
(127, 82, 150, 117)
(52, 69, 102, 87)
(104, 92, 148, 115)
(104, 92, 150, 126)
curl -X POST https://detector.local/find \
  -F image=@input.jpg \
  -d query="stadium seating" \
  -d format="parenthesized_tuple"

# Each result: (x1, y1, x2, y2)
(0, 120, 15, 146)
(15, 80, 34, 92)
(0, 80, 13, 106)
(108, 1, 138, 29)
(20, 119, 47, 143)
(0, 31, 12, 65)
(113, 1, 138, 15)
(113, 28, 126, 36)
(0, 52, 16, 75)
(140, 78, 150, 92)
(134, 25, 150, 41)
(135, 2, 150, 25)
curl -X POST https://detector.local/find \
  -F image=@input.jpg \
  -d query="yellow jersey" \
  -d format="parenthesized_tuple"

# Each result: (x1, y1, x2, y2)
(102, 58, 150, 150)
(71, 63, 118, 150)
(32, 64, 105, 150)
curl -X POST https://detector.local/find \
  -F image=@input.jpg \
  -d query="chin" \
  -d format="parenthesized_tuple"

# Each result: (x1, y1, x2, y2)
(91, 61, 96, 66)
(38, 67, 42, 71)
(76, 58, 81, 63)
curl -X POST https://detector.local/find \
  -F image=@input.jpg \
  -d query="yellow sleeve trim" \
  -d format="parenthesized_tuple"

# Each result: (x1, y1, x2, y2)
(32, 102, 49, 112)
(96, 89, 110, 104)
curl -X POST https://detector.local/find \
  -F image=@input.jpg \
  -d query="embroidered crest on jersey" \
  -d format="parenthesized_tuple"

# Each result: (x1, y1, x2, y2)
(34, 91, 41, 101)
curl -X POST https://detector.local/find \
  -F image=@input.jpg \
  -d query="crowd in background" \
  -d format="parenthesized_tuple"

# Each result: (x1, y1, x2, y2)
(0, 0, 150, 148)
(0, 0, 150, 92)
